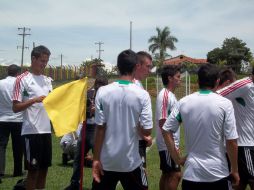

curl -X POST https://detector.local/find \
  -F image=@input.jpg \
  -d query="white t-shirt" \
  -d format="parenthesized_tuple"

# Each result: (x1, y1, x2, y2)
(133, 79, 144, 89)
(156, 88, 180, 151)
(0, 76, 23, 122)
(163, 90, 238, 182)
(218, 77, 254, 146)
(95, 80, 153, 172)
(12, 71, 52, 135)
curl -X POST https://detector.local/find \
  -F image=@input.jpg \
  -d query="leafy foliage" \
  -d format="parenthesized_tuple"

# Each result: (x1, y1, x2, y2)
(148, 26, 178, 68)
(207, 37, 252, 72)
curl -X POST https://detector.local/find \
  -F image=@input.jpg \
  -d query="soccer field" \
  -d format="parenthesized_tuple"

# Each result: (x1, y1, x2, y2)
(0, 78, 251, 190)
(0, 93, 169, 190)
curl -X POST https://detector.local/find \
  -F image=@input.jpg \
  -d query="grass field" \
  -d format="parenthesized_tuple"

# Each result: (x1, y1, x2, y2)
(0, 78, 250, 190)
(0, 93, 167, 190)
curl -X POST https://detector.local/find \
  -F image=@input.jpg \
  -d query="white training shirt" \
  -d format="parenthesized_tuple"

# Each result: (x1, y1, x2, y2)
(0, 76, 23, 122)
(133, 78, 148, 141)
(12, 71, 52, 135)
(163, 90, 238, 182)
(95, 80, 153, 172)
(218, 77, 254, 146)
(156, 88, 180, 151)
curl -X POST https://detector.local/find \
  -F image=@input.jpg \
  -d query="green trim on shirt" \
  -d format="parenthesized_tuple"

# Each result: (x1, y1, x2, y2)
(176, 113, 182, 122)
(23, 89, 29, 97)
(116, 80, 133, 85)
(199, 89, 212, 94)
(99, 103, 103, 111)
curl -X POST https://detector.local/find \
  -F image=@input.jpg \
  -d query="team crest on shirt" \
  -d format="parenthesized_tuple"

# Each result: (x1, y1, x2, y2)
(23, 89, 29, 97)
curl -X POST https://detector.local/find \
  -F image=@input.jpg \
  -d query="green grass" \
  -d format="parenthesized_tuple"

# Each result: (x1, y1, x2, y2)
(0, 79, 251, 190)
(0, 94, 181, 190)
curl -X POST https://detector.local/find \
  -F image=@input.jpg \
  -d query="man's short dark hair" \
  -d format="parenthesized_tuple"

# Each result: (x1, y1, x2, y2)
(117, 49, 137, 75)
(198, 64, 219, 89)
(252, 67, 254, 75)
(137, 51, 152, 64)
(161, 65, 181, 86)
(7, 64, 21, 77)
(31, 45, 51, 60)
(219, 68, 237, 85)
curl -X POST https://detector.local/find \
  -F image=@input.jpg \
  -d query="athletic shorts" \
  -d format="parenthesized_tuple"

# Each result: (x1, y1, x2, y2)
(92, 165, 148, 190)
(23, 133, 52, 170)
(139, 140, 147, 168)
(159, 150, 180, 173)
(182, 177, 232, 190)
(238, 146, 254, 182)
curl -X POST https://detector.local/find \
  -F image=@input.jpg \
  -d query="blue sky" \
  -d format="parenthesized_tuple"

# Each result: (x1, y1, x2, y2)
(0, 0, 253, 67)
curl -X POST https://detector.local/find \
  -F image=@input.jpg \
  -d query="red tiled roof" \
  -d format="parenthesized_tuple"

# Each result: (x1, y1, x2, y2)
(164, 55, 207, 65)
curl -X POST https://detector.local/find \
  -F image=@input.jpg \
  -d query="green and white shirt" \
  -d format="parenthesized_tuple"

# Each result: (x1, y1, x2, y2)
(95, 80, 153, 172)
(163, 90, 238, 182)
(218, 77, 254, 146)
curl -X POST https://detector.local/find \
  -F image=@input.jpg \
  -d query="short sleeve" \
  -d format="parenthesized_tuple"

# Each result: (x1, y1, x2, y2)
(223, 101, 238, 140)
(12, 77, 25, 102)
(218, 78, 251, 100)
(140, 92, 153, 129)
(94, 88, 105, 126)
(162, 102, 181, 133)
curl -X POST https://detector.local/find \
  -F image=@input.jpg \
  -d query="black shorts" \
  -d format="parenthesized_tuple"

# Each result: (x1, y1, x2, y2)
(92, 165, 148, 190)
(159, 150, 180, 173)
(139, 140, 147, 168)
(182, 177, 232, 190)
(23, 133, 52, 170)
(238, 146, 254, 182)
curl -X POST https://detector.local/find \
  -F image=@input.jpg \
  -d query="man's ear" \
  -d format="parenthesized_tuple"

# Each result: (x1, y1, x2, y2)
(31, 56, 36, 63)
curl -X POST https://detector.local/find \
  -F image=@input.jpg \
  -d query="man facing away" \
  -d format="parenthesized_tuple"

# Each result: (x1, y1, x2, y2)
(156, 65, 182, 190)
(92, 49, 153, 190)
(218, 68, 254, 190)
(0, 64, 23, 179)
(162, 64, 239, 190)
(12, 45, 52, 190)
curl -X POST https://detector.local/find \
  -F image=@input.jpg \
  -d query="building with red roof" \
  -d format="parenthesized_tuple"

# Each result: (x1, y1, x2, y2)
(164, 55, 208, 65)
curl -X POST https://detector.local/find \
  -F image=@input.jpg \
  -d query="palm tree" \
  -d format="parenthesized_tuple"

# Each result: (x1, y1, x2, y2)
(148, 26, 178, 67)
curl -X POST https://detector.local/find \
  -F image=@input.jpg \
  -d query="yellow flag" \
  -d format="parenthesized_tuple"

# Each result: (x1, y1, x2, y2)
(43, 78, 87, 137)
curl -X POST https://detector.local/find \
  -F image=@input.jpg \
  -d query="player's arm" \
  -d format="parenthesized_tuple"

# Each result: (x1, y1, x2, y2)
(92, 124, 105, 183)
(162, 104, 185, 165)
(162, 130, 185, 165)
(12, 76, 46, 113)
(223, 101, 239, 186)
(226, 139, 239, 186)
(12, 96, 46, 113)
(139, 92, 153, 135)
(92, 88, 105, 182)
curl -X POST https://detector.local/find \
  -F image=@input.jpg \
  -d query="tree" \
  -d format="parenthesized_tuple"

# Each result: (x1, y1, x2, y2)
(207, 48, 223, 64)
(207, 37, 252, 72)
(148, 26, 178, 68)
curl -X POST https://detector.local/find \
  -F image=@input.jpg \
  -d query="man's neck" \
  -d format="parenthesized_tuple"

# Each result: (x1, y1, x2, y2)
(199, 87, 214, 92)
(167, 84, 175, 92)
(119, 75, 134, 82)
(31, 70, 42, 76)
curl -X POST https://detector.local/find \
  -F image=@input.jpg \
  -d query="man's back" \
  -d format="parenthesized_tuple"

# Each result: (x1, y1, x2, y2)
(0, 76, 22, 122)
(170, 90, 237, 182)
(218, 77, 254, 146)
(95, 80, 152, 172)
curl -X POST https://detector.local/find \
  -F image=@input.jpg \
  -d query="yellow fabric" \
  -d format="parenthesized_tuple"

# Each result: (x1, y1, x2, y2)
(43, 78, 87, 137)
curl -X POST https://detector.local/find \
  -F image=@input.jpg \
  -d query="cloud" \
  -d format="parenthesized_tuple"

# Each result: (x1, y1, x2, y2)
(0, 0, 253, 66)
